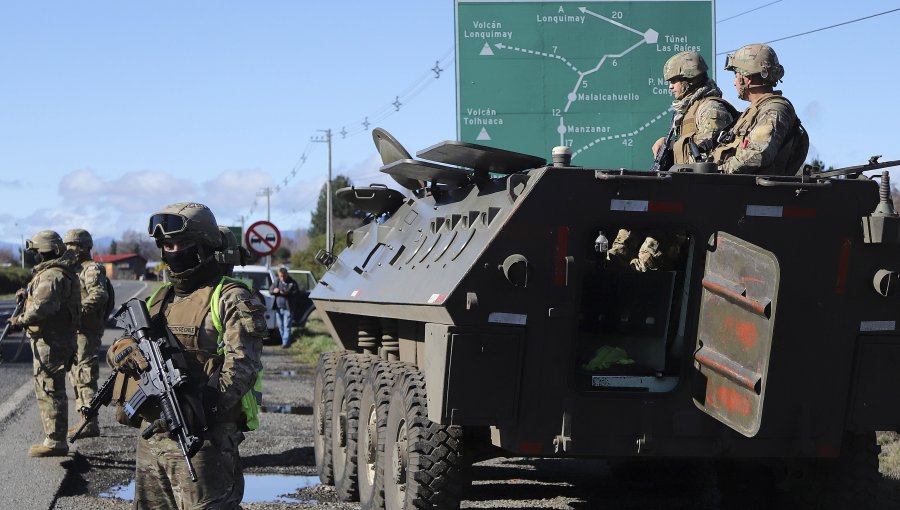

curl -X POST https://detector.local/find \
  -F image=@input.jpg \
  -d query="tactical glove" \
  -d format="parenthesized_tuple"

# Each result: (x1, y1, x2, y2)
(107, 336, 148, 376)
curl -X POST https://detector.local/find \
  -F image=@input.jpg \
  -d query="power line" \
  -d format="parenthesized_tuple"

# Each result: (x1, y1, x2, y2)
(718, 8, 900, 55)
(717, 0, 782, 24)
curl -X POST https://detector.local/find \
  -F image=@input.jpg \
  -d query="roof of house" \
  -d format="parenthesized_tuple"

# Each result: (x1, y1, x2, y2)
(94, 253, 145, 263)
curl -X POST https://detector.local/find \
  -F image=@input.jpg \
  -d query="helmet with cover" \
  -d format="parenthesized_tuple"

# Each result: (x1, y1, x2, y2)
(27, 230, 65, 263)
(63, 228, 94, 249)
(148, 202, 222, 280)
(663, 51, 708, 82)
(724, 43, 784, 85)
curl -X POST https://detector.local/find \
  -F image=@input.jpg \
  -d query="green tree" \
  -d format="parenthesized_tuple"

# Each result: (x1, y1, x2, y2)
(109, 240, 118, 255)
(309, 175, 360, 237)
(274, 246, 292, 264)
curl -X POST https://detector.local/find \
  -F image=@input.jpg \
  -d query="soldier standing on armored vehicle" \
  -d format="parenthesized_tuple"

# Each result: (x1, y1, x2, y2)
(63, 228, 110, 439)
(7, 230, 81, 457)
(712, 43, 808, 174)
(612, 51, 733, 272)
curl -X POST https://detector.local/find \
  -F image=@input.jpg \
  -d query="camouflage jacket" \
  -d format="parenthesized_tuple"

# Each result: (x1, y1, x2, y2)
(672, 96, 734, 164)
(149, 280, 266, 419)
(19, 251, 81, 336)
(714, 92, 798, 174)
(75, 259, 109, 334)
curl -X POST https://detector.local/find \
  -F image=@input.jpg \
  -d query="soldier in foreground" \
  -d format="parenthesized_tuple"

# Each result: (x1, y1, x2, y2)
(63, 228, 109, 439)
(712, 43, 807, 174)
(112, 202, 265, 508)
(7, 231, 81, 457)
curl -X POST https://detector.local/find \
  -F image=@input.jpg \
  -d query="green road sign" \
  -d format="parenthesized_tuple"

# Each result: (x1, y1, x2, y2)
(455, 0, 715, 169)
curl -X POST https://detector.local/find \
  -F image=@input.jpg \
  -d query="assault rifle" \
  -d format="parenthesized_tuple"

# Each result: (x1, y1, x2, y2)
(650, 125, 676, 172)
(806, 155, 900, 179)
(0, 294, 27, 364)
(69, 367, 118, 441)
(108, 299, 203, 481)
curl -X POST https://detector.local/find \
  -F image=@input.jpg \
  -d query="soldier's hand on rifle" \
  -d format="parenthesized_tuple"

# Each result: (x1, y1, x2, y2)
(652, 137, 666, 156)
(107, 336, 148, 377)
(6, 316, 18, 327)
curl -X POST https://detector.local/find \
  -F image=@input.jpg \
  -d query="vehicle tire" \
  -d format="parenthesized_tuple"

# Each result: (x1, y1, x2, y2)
(314, 351, 339, 485)
(358, 359, 408, 510)
(383, 366, 467, 510)
(331, 353, 375, 501)
(778, 431, 880, 510)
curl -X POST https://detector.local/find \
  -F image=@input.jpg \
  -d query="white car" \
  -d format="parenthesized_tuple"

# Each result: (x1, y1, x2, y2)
(230, 265, 279, 341)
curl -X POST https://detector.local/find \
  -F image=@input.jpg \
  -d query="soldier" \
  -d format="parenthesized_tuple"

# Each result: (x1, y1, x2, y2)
(651, 51, 736, 164)
(614, 52, 730, 272)
(7, 231, 81, 457)
(63, 228, 109, 439)
(712, 43, 808, 175)
(111, 203, 265, 508)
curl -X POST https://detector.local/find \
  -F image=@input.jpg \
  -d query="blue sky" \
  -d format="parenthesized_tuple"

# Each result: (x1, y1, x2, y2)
(1, 1, 898, 245)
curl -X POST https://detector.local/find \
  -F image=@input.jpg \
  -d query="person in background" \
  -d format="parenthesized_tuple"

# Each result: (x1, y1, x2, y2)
(270, 267, 298, 348)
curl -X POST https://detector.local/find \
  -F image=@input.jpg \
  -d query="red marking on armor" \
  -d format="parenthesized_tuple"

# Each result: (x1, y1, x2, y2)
(817, 445, 840, 457)
(742, 139, 749, 149)
(783, 207, 816, 218)
(554, 227, 569, 287)
(735, 320, 758, 349)
(647, 201, 684, 213)
(835, 238, 851, 295)
(716, 386, 751, 416)
(740, 276, 765, 284)
(518, 441, 543, 455)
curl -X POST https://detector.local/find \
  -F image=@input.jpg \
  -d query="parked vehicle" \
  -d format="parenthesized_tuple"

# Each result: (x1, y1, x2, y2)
(231, 264, 279, 342)
(288, 269, 317, 327)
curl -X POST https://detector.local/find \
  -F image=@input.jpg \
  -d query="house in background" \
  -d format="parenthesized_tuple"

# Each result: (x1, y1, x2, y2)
(94, 253, 147, 280)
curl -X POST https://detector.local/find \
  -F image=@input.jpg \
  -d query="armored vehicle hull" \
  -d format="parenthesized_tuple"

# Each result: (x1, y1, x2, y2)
(311, 135, 897, 509)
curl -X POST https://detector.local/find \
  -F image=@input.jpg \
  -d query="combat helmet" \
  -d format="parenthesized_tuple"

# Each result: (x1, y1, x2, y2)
(63, 228, 93, 249)
(148, 202, 221, 248)
(27, 230, 65, 257)
(725, 43, 784, 84)
(663, 51, 708, 81)
(216, 225, 249, 268)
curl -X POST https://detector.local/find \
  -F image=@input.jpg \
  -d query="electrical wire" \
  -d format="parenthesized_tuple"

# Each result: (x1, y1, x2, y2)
(717, 1, 782, 24)
(718, 8, 900, 55)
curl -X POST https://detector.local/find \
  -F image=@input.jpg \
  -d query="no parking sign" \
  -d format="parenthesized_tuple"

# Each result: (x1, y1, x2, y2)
(244, 220, 281, 256)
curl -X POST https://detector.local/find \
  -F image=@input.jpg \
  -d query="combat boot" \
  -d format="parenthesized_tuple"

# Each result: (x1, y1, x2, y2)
(630, 237, 662, 272)
(67, 418, 100, 439)
(28, 444, 69, 457)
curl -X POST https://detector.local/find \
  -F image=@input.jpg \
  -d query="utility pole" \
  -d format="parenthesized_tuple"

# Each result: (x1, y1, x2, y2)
(312, 128, 333, 253)
(256, 187, 273, 268)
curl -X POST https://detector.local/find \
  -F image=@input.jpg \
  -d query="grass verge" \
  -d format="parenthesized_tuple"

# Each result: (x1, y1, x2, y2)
(288, 312, 337, 367)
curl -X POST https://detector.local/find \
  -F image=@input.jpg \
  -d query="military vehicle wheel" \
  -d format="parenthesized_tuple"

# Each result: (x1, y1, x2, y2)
(357, 359, 408, 510)
(384, 366, 466, 510)
(782, 431, 880, 510)
(331, 353, 375, 501)
(314, 351, 339, 485)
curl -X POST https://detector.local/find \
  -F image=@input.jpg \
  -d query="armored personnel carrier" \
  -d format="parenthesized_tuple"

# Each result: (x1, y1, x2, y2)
(310, 128, 899, 509)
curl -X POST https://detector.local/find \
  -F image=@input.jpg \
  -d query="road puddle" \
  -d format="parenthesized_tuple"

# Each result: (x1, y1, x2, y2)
(260, 404, 312, 415)
(101, 474, 319, 503)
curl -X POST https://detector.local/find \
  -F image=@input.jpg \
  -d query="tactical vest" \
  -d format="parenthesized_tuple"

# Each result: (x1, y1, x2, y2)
(712, 93, 804, 175)
(27, 265, 80, 337)
(148, 277, 262, 431)
(672, 96, 738, 164)
(77, 260, 110, 335)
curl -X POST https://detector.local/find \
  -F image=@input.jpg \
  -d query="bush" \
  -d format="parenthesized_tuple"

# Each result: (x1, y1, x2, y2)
(0, 267, 32, 295)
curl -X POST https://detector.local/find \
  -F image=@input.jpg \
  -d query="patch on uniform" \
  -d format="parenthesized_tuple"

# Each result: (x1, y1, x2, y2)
(237, 299, 268, 337)
(169, 325, 198, 336)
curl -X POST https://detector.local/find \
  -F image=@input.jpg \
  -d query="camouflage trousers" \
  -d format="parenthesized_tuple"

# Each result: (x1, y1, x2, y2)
(607, 229, 664, 272)
(135, 420, 245, 509)
(31, 332, 77, 449)
(69, 331, 101, 410)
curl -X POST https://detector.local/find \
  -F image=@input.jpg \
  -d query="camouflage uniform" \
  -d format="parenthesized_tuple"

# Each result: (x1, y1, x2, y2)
(131, 203, 266, 509)
(662, 51, 735, 165)
(713, 43, 803, 175)
(17, 234, 81, 453)
(69, 250, 109, 417)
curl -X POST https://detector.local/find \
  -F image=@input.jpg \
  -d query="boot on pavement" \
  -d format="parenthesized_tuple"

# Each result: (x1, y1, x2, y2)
(67, 419, 100, 439)
(28, 444, 69, 457)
